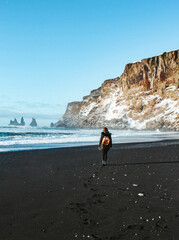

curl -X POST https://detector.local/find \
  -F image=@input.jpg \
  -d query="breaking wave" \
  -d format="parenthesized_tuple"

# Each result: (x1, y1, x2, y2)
(0, 125, 178, 152)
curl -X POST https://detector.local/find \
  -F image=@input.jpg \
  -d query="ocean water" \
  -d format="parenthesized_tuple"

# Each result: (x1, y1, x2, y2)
(0, 125, 179, 152)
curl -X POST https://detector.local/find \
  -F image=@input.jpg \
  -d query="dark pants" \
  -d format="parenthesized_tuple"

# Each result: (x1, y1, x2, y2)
(102, 146, 109, 162)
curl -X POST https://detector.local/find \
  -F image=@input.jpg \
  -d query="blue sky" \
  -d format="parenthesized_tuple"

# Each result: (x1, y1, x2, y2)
(0, 0, 179, 120)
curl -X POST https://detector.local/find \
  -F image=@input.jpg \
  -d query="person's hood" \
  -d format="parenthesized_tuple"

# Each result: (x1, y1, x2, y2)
(101, 131, 111, 137)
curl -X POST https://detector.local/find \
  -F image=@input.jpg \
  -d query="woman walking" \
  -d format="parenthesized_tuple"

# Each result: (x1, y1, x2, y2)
(98, 127, 112, 166)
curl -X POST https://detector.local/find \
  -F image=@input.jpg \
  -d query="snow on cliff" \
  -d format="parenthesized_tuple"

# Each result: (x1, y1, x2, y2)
(56, 49, 179, 130)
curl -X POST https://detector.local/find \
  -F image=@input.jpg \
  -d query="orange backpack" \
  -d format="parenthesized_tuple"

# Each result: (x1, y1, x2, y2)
(102, 136, 110, 146)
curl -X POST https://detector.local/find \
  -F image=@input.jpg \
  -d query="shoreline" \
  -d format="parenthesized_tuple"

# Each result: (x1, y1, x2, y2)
(1, 138, 179, 154)
(0, 141, 179, 239)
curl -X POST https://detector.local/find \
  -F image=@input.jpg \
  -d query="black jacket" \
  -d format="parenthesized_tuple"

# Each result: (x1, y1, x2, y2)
(99, 131, 112, 149)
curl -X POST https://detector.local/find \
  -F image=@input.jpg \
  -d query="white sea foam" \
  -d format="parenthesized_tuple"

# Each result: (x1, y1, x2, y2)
(0, 125, 179, 152)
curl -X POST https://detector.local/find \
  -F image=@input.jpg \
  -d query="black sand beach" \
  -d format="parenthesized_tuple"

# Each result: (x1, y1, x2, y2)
(0, 141, 179, 240)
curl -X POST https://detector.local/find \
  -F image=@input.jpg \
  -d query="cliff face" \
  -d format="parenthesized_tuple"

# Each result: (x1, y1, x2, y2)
(56, 50, 179, 130)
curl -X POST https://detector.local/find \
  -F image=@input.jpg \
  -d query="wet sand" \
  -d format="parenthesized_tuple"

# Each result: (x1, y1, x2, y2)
(0, 141, 179, 240)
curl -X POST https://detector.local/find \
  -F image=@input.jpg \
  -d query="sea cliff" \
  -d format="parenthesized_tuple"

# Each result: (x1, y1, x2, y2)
(56, 50, 179, 130)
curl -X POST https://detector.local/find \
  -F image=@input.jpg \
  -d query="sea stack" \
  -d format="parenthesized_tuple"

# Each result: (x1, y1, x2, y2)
(30, 118, 37, 127)
(50, 122, 55, 128)
(19, 117, 25, 126)
(9, 118, 19, 126)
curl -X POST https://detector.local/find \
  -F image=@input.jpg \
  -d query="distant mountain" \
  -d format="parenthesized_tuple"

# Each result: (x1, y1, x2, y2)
(56, 49, 179, 130)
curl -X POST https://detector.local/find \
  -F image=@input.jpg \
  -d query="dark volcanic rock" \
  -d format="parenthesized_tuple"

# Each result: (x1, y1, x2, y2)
(56, 49, 179, 130)
(19, 117, 25, 126)
(30, 118, 37, 127)
(50, 122, 55, 128)
(10, 118, 19, 126)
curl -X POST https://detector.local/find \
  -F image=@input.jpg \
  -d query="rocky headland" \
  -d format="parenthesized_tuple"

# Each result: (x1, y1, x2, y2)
(56, 50, 179, 130)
